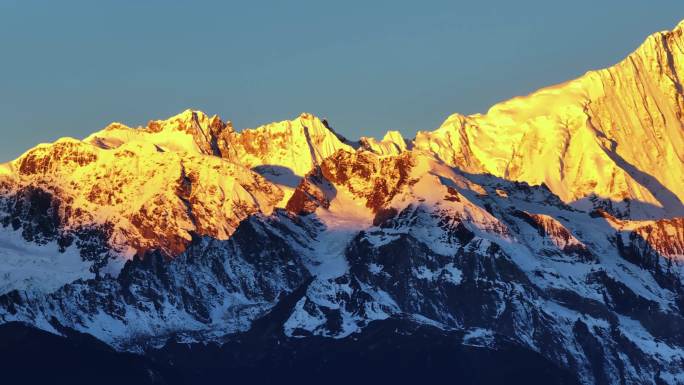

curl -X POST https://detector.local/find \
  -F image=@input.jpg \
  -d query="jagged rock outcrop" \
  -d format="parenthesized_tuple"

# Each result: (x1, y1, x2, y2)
(0, 213, 313, 349)
(617, 217, 684, 292)
(3, 125, 283, 259)
(2, 144, 684, 383)
(86, 110, 232, 156)
(359, 130, 407, 156)
(319, 150, 417, 212)
(223, 113, 353, 179)
(2, 19, 684, 385)
(280, 162, 684, 384)
(510, 210, 593, 261)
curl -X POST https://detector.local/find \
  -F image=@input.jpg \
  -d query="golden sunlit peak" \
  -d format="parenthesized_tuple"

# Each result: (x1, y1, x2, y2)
(382, 130, 405, 144)
(149, 109, 212, 129)
(102, 122, 130, 131)
(7, 17, 684, 222)
(409, 18, 684, 219)
(3, 16, 684, 384)
(674, 18, 684, 31)
(296, 112, 319, 121)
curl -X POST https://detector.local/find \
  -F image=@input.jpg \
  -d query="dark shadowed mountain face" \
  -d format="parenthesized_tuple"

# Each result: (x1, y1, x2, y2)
(0, 322, 179, 385)
(0, 318, 579, 385)
(2, 20, 684, 385)
(152, 319, 580, 385)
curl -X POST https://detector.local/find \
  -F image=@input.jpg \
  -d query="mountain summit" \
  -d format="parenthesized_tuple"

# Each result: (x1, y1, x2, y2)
(415, 22, 684, 219)
(1, 20, 684, 385)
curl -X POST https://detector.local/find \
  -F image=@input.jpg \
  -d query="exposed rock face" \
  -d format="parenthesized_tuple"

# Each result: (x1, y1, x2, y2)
(2, 19, 684, 385)
(281, 167, 684, 384)
(2, 146, 684, 383)
(4, 125, 283, 258)
(617, 217, 684, 292)
(284, 168, 333, 215)
(359, 130, 408, 156)
(414, 21, 684, 219)
(0, 213, 312, 349)
(223, 113, 353, 179)
(86, 110, 232, 156)
(628, 218, 684, 261)
(510, 210, 593, 261)
(319, 150, 416, 212)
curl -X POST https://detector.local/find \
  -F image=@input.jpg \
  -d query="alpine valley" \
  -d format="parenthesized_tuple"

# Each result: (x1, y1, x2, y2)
(2, 20, 684, 385)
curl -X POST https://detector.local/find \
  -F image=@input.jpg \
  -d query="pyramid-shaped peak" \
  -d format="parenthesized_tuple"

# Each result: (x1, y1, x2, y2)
(382, 130, 406, 145)
(148, 109, 228, 133)
(297, 112, 318, 121)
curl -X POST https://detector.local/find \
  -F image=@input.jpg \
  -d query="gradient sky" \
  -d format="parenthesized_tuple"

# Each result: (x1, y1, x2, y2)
(1, 0, 683, 161)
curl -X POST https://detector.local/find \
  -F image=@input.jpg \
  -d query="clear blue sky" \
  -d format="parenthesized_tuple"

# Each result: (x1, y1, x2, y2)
(1, 0, 683, 161)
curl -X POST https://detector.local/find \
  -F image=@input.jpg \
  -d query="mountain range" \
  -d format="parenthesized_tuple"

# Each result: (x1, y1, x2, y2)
(1, 20, 684, 385)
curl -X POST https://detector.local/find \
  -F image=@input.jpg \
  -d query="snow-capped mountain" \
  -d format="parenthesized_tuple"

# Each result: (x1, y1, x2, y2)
(1, 20, 684, 385)
(415, 20, 684, 220)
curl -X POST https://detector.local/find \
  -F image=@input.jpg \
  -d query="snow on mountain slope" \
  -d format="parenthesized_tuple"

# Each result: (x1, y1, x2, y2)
(414, 20, 684, 220)
(84, 109, 229, 156)
(280, 151, 684, 383)
(359, 130, 408, 156)
(1, 144, 684, 383)
(0, 212, 314, 349)
(224, 113, 353, 177)
(0, 110, 352, 294)
(85, 109, 353, 206)
(0, 228, 92, 295)
(1, 122, 283, 261)
(1, 19, 684, 385)
(223, 112, 354, 205)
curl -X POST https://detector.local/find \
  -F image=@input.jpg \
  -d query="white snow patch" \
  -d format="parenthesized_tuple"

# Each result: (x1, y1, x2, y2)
(0, 228, 94, 295)
(283, 297, 326, 337)
(307, 187, 374, 279)
(463, 328, 495, 347)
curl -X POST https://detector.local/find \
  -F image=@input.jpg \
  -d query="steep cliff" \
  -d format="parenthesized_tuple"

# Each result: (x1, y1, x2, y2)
(1, 19, 684, 385)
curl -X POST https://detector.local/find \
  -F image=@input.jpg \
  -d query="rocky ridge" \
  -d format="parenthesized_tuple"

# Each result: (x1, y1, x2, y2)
(1, 19, 684, 385)
(414, 20, 684, 219)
